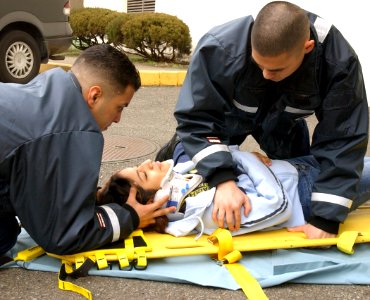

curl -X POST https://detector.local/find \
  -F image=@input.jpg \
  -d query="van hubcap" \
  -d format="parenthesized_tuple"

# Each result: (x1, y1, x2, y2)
(5, 41, 34, 79)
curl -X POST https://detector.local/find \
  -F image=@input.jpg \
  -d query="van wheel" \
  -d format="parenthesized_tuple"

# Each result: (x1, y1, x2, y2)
(0, 30, 41, 83)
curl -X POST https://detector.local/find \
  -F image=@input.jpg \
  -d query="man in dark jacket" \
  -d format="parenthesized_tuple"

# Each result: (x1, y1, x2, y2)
(174, 1, 368, 239)
(0, 44, 174, 256)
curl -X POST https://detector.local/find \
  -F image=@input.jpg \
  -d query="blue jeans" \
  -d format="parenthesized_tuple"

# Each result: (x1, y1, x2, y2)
(173, 142, 190, 164)
(287, 156, 370, 220)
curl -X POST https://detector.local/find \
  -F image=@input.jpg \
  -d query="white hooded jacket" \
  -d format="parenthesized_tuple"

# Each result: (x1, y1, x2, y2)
(162, 146, 305, 237)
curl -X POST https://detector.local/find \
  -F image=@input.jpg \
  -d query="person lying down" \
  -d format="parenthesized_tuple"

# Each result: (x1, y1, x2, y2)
(97, 146, 306, 238)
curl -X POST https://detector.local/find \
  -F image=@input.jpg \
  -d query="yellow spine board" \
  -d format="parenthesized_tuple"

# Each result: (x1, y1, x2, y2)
(48, 208, 370, 264)
(16, 207, 370, 300)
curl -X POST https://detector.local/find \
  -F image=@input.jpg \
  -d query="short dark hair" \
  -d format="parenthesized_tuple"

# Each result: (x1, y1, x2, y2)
(72, 44, 141, 93)
(251, 1, 310, 56)
(97, 174, 168, 233)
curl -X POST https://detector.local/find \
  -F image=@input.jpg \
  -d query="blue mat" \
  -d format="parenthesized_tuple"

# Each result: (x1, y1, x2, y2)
(3, 229, 370, 289)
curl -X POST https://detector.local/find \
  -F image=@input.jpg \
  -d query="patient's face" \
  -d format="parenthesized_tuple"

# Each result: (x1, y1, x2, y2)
(117, 159, 171, 190)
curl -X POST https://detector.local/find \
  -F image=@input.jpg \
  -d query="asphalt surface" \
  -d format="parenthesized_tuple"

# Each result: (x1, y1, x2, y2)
(1, 85, 370, 299)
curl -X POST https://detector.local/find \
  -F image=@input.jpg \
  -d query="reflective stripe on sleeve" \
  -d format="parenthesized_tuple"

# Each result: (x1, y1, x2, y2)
(285, 106, 314, 114)
(314, 17, 332, 43)
(232, 99, 258, 113)
(311, 192, 353, 208)
(100, 205, 121, 242)
(192, 144, 230, 165)
(233, 101, 314, 115)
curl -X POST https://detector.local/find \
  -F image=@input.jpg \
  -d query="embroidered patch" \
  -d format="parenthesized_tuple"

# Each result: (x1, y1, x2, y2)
(96, 212, 106, 229)
(207, 136, 221, 143)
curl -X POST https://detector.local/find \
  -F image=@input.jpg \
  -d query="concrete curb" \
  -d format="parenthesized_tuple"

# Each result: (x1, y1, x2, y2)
(39, 62, 187, 86)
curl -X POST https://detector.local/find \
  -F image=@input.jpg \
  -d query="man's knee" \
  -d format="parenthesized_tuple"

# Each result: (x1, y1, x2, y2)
(0, 216, 20, 255)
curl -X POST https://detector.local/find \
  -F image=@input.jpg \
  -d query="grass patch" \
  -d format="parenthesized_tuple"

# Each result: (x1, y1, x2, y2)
(126, 53, 189, 69)
(59, 45, 82, 57)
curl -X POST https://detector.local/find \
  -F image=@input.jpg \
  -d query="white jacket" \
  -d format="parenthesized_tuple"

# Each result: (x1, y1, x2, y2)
(165, 146, 305, 237)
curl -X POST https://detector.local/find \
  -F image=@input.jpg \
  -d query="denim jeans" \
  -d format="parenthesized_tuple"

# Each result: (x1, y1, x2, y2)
(287, 156, 370, 220)
(173, 142, 190, 164)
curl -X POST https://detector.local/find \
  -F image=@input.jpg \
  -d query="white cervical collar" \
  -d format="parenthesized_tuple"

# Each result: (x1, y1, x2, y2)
(154, 159, 203, 220)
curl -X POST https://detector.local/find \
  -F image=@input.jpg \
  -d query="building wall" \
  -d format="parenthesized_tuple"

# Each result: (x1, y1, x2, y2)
(84, 0, 127, 12)
(70, 0, 84, 10)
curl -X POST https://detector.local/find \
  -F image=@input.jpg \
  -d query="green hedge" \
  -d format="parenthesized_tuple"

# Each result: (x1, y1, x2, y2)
(70, 8, 121, 49)
(70, 8, 191, 62)
(122, 13, 191, 62)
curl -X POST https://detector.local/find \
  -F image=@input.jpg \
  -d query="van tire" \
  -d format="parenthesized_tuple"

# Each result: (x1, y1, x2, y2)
(0, 30, 41, 84)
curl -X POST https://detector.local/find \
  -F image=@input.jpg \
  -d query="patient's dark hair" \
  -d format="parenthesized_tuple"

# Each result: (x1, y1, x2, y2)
(97, 174, 168, 233)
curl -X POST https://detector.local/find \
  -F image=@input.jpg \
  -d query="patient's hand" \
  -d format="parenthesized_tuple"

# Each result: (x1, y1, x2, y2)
(287, 223, 336, 239)
(126, 187, 175, 228)
(212, 180, 251, 231)
(96, 178, 112, 203)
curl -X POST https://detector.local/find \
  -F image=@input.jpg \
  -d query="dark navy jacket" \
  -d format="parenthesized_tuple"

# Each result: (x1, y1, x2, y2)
(0, 68, 138, 254)
(175, 13, 368, 233)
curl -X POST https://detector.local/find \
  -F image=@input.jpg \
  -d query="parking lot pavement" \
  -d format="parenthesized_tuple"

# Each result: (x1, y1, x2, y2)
(2, 86, 370, 300)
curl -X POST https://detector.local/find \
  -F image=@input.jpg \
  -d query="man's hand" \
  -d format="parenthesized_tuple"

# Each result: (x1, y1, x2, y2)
(212, 180, 250, 231)
(288, 223, 336, 239)
(126, 187, 175, 228)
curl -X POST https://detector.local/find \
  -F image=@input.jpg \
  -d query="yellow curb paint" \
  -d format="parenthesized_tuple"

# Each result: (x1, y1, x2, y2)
(177, 71, 187, 85)
(39, 63, 186, 86)
(139, 70, 160, 86)
(159, 71, 179, 86)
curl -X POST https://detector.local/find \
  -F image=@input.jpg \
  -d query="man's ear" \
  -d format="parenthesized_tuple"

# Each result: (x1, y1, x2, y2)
(85, 86, 102, 108)
(304, 39, 315, 54)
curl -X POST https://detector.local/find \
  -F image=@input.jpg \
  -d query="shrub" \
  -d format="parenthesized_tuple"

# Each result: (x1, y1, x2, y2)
(122, 13, 192, 62)
(70, 9, 192, 63)
(105, 14, 132, 50)
(70, 7, 121, 50)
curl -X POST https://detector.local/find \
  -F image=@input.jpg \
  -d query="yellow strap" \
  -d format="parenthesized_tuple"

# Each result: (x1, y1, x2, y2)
(225, 263, 268, 300)
(62, 260, 74, 274)
(126, 230, 151, 269)
(74, 255, 87, 270)
(95, 253, 108, 270)
(135, 249, 147, 269)
(208, 228, 268, 299)
(208, 228, 234, 260)
(337, 231, 359, 254)
(124, 235, 135, 261)
(223, 250, 243, 264)
(116, 250, 130, 269)
(58, 271, 93, 300)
